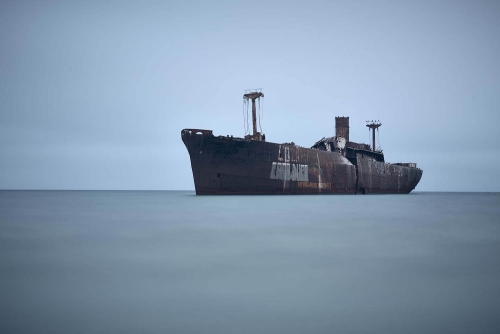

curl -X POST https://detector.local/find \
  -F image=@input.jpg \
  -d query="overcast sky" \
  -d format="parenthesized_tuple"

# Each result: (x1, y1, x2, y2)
(1, 0, 499, 191)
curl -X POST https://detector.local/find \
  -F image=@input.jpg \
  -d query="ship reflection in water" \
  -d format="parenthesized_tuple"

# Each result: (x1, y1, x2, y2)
(1, 191, 499, 333)
(182, 90, 422, 195)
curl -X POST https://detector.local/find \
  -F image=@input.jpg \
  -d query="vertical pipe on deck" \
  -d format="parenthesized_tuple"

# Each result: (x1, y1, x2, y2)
(252, 98, 257, 139)
(372, 128, 376, 151)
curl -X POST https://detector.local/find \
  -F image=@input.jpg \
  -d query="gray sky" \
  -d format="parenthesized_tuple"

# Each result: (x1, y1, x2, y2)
(1, 0, 499, 191)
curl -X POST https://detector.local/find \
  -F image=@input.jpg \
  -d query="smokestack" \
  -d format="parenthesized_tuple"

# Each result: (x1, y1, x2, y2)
(335, 116, 349, 142)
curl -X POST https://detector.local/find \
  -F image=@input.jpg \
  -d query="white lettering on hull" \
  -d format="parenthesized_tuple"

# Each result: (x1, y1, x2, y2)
(269, 163, 308, 181)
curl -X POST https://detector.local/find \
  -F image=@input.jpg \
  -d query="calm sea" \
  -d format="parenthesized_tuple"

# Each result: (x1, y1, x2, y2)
(1, 191, 499, 333)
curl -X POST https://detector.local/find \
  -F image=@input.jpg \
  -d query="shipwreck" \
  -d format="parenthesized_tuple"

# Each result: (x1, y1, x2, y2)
(181, 90, 422, 194)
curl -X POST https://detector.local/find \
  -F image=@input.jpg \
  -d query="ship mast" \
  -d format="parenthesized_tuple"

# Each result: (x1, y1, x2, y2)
(243, 89, 264, 141)
(366, 120, 382, 152)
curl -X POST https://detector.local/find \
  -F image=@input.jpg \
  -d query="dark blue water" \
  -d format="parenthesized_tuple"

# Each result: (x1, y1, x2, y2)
(1, 191, 499, 333)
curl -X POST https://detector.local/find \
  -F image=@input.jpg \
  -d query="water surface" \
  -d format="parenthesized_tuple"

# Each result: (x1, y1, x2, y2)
(1, 191, 499, 333)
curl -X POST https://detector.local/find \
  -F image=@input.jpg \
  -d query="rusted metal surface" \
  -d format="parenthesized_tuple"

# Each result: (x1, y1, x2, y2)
(335, 117, 350, 142)
(181, 129, 422, 195)
(181, 129, 357, 194)
(356, 154, 422, 194)
(181, 94, 422, 195)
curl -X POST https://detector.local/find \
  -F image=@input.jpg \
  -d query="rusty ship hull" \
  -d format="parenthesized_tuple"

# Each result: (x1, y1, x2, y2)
(181, 128, 422, 195)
